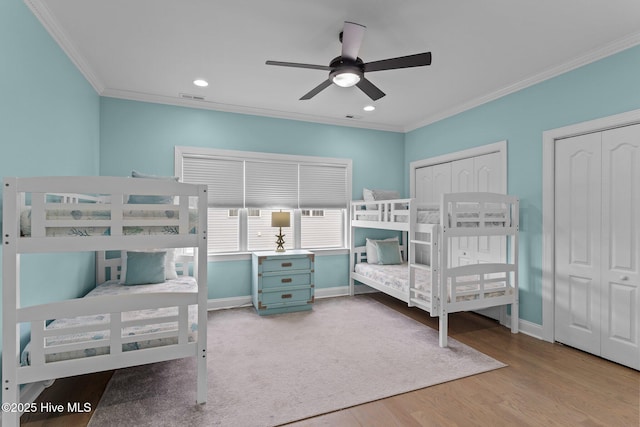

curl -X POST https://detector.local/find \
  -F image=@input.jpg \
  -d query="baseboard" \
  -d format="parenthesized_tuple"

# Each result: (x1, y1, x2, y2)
(503, 314, 544, 340)
(207, 296, 252, 311)
(314, 286, 350, 299)
(206, 286, 355, 311)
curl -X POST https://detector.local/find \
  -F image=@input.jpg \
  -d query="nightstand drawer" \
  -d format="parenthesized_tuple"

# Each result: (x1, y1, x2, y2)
(261, 287, 313, 306)
(262, 272, 311, 289)
(262, 257, 311, 273)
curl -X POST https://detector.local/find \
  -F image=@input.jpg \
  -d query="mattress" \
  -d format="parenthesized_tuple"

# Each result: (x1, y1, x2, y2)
(354, 209, 439, 224)
(354, 205, 509, 228)
(19, 206, 198, 237)
(21, 276, 199, 365)
(354, 262, 511, 303)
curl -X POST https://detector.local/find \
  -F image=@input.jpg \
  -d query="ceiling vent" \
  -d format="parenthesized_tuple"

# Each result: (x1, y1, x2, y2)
(179, 93, 206, 101)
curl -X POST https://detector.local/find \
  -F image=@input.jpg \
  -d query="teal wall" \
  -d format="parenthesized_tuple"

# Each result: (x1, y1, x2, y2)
(0, 0, 100, 356)
(405, 45, 640, 325)
(99, 98, 405, 298)
(1, 0, 639, 360)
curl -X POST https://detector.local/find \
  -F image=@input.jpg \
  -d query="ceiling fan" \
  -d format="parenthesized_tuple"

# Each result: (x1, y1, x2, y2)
(265, 21, 432, 101)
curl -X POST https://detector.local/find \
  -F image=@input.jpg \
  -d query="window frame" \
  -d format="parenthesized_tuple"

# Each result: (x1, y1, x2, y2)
(175, 146, 352, 260)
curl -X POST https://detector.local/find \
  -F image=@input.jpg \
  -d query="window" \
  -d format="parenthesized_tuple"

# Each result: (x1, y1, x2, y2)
(176, 147, 352, 254)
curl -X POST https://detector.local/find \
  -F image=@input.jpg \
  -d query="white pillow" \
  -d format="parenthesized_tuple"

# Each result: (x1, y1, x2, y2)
(365, 237, 399, 264)
(119, 248, 177, 283)
(372, 189, 401, 201)
(363, 188, 376, 210)
(363, 188, 403, 210)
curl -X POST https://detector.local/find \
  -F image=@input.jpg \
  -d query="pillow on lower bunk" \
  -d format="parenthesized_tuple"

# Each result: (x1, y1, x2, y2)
(119, 249, 178, 283)
(365, 237, 399, 264)
(127, 170, 179, 204)
(122, 251, 166, 285)
(375, 239, 403, 265)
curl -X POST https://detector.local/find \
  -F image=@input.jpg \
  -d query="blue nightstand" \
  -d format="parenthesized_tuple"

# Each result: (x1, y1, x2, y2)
(251, 250, 315, 315)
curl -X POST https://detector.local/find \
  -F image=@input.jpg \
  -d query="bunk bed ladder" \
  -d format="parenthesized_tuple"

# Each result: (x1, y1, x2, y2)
(407, 203, 439, 315)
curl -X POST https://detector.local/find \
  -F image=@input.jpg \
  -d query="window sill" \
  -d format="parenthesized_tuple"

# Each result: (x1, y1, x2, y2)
(207, 247, 349, 262)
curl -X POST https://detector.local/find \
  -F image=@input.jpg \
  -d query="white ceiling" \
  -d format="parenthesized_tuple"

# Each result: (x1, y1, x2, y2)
(26, 0, 640, 132)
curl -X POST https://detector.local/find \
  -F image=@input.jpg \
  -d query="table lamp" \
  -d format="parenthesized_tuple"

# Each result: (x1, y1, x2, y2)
(271, 211, 290, 252)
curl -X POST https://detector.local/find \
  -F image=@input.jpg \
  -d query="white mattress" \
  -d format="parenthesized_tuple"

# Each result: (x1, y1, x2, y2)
(21, 277, 198, 365)
(20, 206, 198, 237)
(354, 262, 511, 303)
(354, 208, 507, 227)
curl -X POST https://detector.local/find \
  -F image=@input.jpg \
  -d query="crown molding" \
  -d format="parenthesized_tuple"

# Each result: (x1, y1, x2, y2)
(24, 0, 105, 94)
(404, 31, 640, 133)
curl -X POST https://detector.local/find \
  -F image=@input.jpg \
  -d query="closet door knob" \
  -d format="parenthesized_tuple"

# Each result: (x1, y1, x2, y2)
(620, 276, 629, 281)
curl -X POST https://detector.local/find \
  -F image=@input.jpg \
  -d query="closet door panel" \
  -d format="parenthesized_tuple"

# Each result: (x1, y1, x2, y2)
(415, 163, 451, 205)
(600, 124, 639, 369)
(474, 152, 504, 264)
(554, 132, 602, 355)
(451, 158, 474, 266)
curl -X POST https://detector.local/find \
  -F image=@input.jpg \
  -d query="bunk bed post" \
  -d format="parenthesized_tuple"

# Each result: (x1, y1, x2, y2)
(511, 198, 520, 334)
(2, 178, 21, 426)
(439, 194, 449, 348)
(196, 184, 208, 405)
(349, 207, 355, 296)
(407, 199, 415, 307)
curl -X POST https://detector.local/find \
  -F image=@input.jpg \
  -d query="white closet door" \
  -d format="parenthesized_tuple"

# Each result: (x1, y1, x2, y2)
(473, 152, 504, 265)
(555, 132, 602, 356)
(600, 124, 639, 369)
(451, 157, 475, 266)
(415, 162, 451, 205)
(555, 125, 639, 369)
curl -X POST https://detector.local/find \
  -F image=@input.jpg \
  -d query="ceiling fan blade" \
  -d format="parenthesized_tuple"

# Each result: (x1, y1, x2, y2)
(266, 60, 332, 71)
(300, 79, 333, 100)
(341, 21, 366, 60)
(356, 78, 385, 101)
(364, 52, 432, 72)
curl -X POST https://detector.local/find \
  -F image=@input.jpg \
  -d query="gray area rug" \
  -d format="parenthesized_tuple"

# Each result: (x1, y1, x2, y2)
(89, 296, 505, 427)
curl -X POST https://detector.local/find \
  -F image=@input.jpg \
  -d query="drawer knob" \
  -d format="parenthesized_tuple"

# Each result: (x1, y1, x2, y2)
(281, 278, 292, 283)
(281, 293, 292, 299)
(281, 262, 292, 267)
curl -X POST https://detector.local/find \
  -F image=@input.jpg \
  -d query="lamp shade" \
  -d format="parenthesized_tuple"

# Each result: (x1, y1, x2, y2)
(271, 211, 290, 228)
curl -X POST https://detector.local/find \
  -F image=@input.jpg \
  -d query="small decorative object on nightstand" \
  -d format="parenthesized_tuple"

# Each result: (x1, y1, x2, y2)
(271, 211, 290, 252)
(252, 250, 314, 315)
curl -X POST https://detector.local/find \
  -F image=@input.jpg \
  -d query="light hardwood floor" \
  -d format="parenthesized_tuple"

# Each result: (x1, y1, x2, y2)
(21, 294, 639, 426)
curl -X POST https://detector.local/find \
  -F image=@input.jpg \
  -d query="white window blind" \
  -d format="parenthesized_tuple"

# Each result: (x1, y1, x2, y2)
(299, 164, 348, 208)
(245, 161, 298, 208)
(182, 156, 244, 207)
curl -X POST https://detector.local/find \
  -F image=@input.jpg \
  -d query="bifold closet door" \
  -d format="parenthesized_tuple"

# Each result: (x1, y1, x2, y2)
(555, 124, 639, 369)
(555, 132, 603, 356)
(600, 124, 639, 369)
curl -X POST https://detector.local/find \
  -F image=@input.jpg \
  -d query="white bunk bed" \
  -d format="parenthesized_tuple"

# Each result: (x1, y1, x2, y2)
(350, 192, 519, 347)
(2, 176, 208, 426)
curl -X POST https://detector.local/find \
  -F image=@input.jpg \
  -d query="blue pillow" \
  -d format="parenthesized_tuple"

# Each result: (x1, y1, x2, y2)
(123, 251, 166, 285)
(375, 240, 402, 265)
(127, 170, 179, 204)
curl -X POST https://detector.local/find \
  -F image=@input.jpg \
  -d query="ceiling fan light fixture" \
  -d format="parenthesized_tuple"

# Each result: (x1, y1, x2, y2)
(332, 71, 361, 87)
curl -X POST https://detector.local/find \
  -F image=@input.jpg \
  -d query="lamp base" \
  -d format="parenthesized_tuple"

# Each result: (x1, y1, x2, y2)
(275, 229, 286, 252)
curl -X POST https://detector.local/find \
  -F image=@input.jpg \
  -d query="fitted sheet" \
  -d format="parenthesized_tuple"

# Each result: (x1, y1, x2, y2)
(354, 262, 511, 303)
(354, 209, 507, 226)
(20, 207, 198, 237)
(21, 276, 198, 365)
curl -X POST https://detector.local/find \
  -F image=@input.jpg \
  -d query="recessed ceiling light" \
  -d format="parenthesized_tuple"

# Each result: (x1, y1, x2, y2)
(193, 79, 208, 87)
(363, 105, 375, 112)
